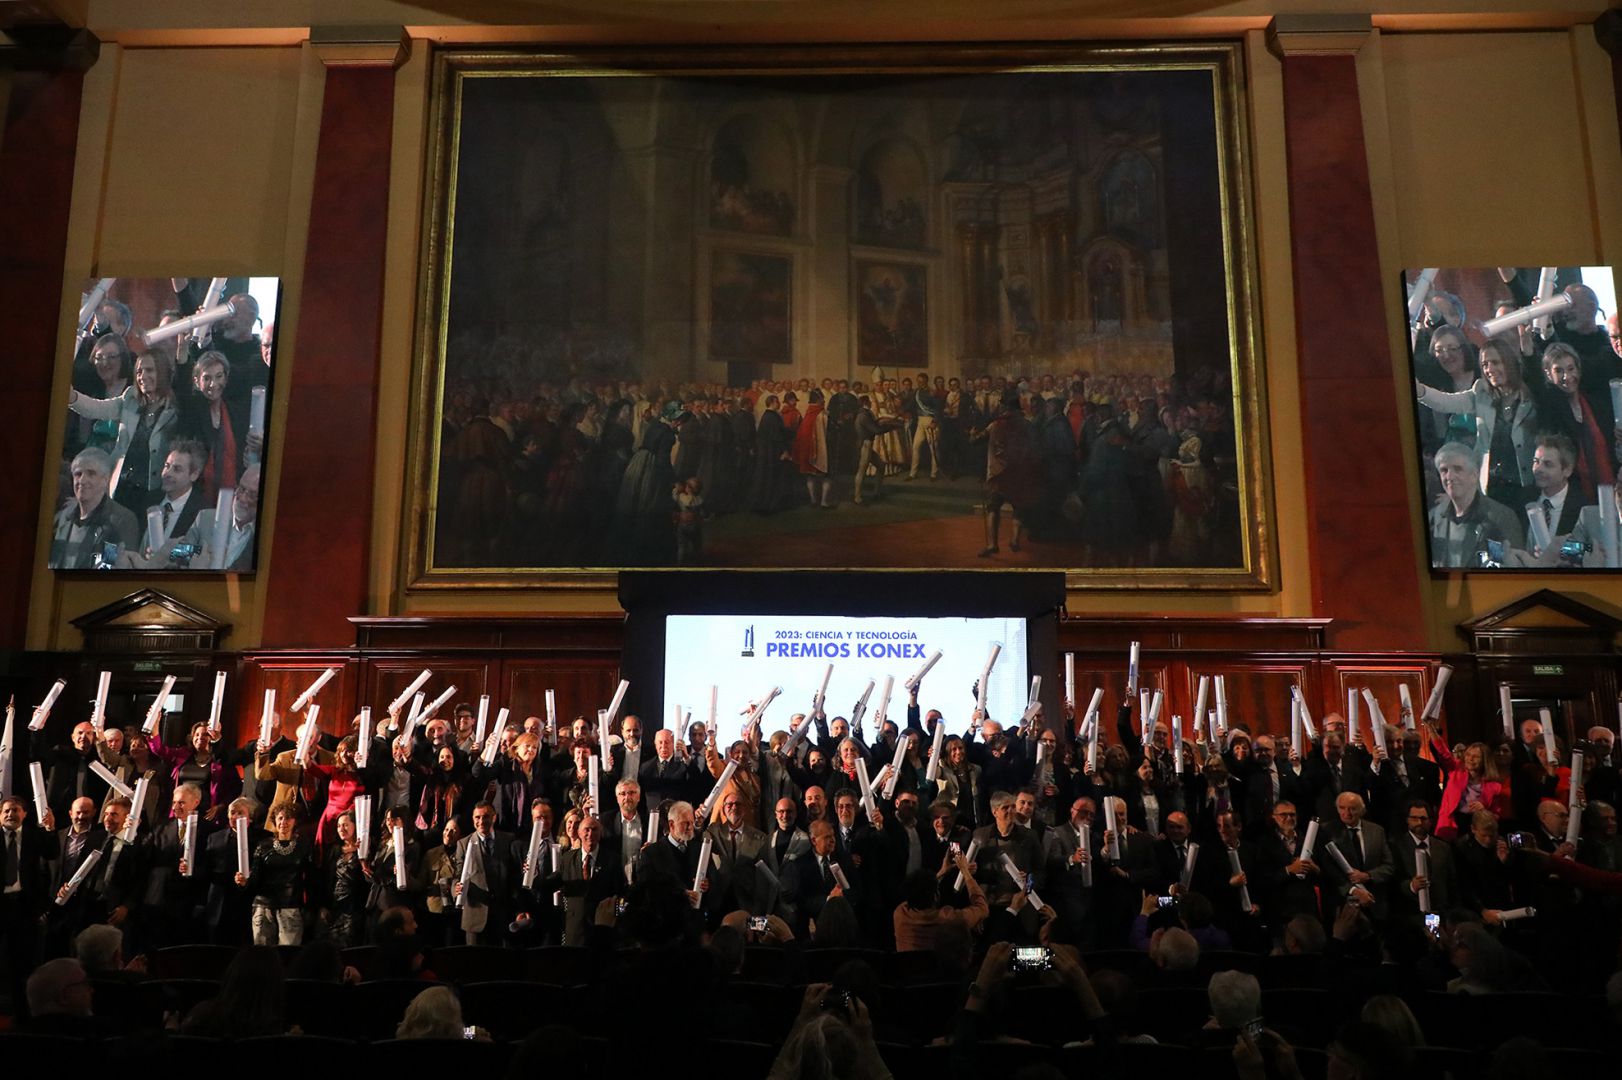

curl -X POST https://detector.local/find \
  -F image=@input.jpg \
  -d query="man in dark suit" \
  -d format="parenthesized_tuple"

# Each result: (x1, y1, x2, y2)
(639, 729, 695, 809)
(1151, 810, 1196, 895)
(30, 721, 112, 826)
(201, 797, 255, 946)
(971, 792, 1045, 908)
(1389, 798, 1456, 920)
(1320, 792, 1394, 922)
(1239, 735, 1303, 832)
(1048, 796, 1097, 946)
(133, 443, 210, 566)
(87, 797, 143, 935)
(547, 815, 625, 946)
(634, 799, 706, 897)
(1300, 733, 1372, 820)
(46, 796, 107, 954)
(1, 794, 54, 1016)
(451, 800, 517, 945)
(1372, 728, 1443, 831)
(787, 820, 855, 935)
(607, 715, 646, 787)
(1252, 801, 1322, 930)
(601, 778, 649, 880)
(1091, 795, 1158, 946)
(1192, 810, 1267, 950)
(137, 784, 210, 951)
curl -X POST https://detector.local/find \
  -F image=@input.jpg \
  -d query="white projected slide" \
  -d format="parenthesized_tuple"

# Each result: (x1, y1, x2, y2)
(663, 614, 1029, 736)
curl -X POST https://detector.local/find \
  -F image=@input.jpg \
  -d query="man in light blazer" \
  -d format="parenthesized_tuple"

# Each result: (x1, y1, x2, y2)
(451, 801, 517, 945)
(1321, 791, 1394, 922)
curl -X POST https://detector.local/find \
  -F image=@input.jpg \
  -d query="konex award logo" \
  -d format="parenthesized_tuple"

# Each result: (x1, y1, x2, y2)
(742, 625, 755, 657)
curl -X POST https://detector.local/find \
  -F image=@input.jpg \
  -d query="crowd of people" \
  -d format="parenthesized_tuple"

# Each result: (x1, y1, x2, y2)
(51, 278, 271, 571)
(436, 342, 1243, 568)
(1411, 270, 1622, 569)
(5, 670, 1622, 1073)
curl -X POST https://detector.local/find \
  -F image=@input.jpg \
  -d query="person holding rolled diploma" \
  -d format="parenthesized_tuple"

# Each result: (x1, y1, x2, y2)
(28, 718, 110, 827)
(471, 729, 545, 835)
(1299, 731, 1372, 821)
(1087, 795, 1156, 946)
(1321, 792, 1393, 923)
(254, 716, 333, 835)
(704, 736, 761, 827)
(1389, 798, 1456, 920)
(136, 783, 210, 948)
(182, 462, 261, 571)
(1502, 435, 1592, 567)
(704, 789, 769, 919)
(534, 814, 624, 946)
(786, 819, 857, 937)
(318, 810, 369, 946)
(936, 736, 988, 832)
(237, 801, 311, 945)
(0, 793, 55, 1007)
(82, 796, 141, 934)
(633, 801, 712, 909)
(1186, 810, 1265, 949)
(200, 796, 256, 946)
(450, 801, 517, 945)
(298, 734, 386, 858)
(149, 719, 238, 823)
(362, 804, 423, 931)
(95, 727, 167, 836)
(45, 796, 106, 953)
(970, 791, 1044, 910)
(1252, 802, 1321, 930)
(1416, 337, 1540, 510)
(1048, 797, 1097, 943)
(638, 727, 697, 809)
(1512, 731, 1571, 828)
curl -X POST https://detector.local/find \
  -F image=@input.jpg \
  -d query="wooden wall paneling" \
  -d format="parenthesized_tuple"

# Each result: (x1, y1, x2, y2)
(1069, 661, 1172, 737)
(1329, 663, 1432, 752)
(502, 661, 623, 731)
(238, 656, 359, 745)
(364, 659, 493, 723)
(1182, 661, 1311, 741)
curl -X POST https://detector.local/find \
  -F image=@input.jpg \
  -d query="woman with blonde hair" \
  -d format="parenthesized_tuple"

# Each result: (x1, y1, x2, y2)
(1415, 333, 1538, 507)
(395, 985, 466, 1039)
(1425, 720, 1504, 839)
(1360, 994, 1426, 1048)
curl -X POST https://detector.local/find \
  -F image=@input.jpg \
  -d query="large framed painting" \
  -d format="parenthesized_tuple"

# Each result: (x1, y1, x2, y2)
(1402, 264, 1620, 571)
(408, 44, 1272, 589)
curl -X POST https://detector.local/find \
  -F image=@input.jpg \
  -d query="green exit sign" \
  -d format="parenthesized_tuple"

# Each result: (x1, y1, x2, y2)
(132, 661, 163, 672)
(1532, 664, 1564, 676)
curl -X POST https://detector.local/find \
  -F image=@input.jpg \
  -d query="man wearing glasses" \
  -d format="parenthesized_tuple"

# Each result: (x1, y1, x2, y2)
(1390, 798, 1457, 919)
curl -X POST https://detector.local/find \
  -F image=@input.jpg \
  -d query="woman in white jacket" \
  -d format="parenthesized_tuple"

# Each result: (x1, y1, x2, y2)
(67, 350, 179, 516)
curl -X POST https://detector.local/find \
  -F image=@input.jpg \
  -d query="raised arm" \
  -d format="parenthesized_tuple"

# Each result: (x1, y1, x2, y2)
(1414, 379, 1482, 416)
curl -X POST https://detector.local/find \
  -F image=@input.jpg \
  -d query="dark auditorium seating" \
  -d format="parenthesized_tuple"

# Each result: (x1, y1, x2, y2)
(458, 980, 578, 1041)
(1134, 986, 1212, 1043)
(427, 945, 524, 983)
(339, 945, 380, 980)
(157, 977, 222, 1017)
(802, 946, 887, 982)
(368, 1037, 514, 1069)
(740, 943, 794, 983)
(150, 944, 236, 980)
(237, 1034, 365, 1070)
(0, 1032, 107, 1068)
(280, 978, 354, 1037)
(1083, 948, 1156, 984)
(349, 980, 437, 1040)
(523, 946, 597, 986)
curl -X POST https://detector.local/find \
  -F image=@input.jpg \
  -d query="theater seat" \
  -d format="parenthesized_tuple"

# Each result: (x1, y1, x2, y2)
(1083, 949, 1156, 984)
(882, 981, 962, 1045)
(89, 976, 163, 1030)
(888, 950, 946, 985)
(1134, 986, 1211, 1043)
(802, 947, 886, 982)
(459, 981, 577, 1041)
(524, 946, 597, 985)
(280, 979, 353, 1036)
(0, 1033, 106, 1068)
(236, 1035, 364, 1069)
(741, 944, 794, 983)
(150, 944, 236, 980)
(1258, 987, 1337, 1048)
(350, 980, 438, 1040)
(703, 1038, 777, 1075)
(1411, 1045, 1484, 1080)
(339, 945, 379, 980)
(156, 978, 221, 1019)
(428, 945, 524, 983)
(368, 1038, 514, 1069)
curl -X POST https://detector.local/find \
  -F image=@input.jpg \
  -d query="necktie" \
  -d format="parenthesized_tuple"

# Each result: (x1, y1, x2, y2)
(5, 832, 18, 887)
(1176, 844, 1186, 865)
(1270, 767, 1279, 800)
(162, 501, 174, 531)
(1349, 828, 1363, 864)
(582, 854, 591, 880)
(821, 857, 832, 889)
(69, 832, 85, 861)
(1541, 498, 1554, 530)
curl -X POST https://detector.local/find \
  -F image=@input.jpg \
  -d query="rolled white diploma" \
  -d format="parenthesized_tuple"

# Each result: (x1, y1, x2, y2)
(603, 679, 631, 731)
(1348, 687, 1360, 747)
(472, 696, 489, 747)
(235, 816, 251, 876)
(141, 300, 233, 346)
(356, 796, 372, 859)
(977, 644, 1002, 714)
(1292, 685, 1316, 739)
(258, 689, 277, 748)
(420, 684, 458, 724)
(747, 685, 783, 732)
(707, 684, 718, 735)
(208, 488, 234, 570)
(29, 761, 49, 821)
(1415, 846, 1431, 914)
(294, 705, 321, 766)
(145, 507, 164, 558)
(1079, 824, 1094, 887)
(207, 671, 227, 735)
(181, 811, 198, 876)
(1146, 690, 1164, 742)
(196, 277, 229, 335)
(456, 835, 478, 907)
(1599, 484, 1620, 568)
(1215, 675, 1229, 735)
(905, 650, 942, 691)
(587, 754, 601, 816)
(677, 709, 691, 748)
(31, 679, 67, 730)
(1422, 665, 1453, 721)
(522, 822, 547, 889)
(1291, 696, 1304, 758)
(954, 839, 980, 891)
(851, 679, 875, 733)
(874, 674, 894, 731)
(1323, 841, 1354, 876)
(783, 710, 815, 755)
(1020, 675, 1043, 725)
(856, 758, 877, 819)
(1498, 684, 1514, 739)
(1103, 798, 1121, 861)
(142, 674, 177, 735)
(1397, 683, 1417, 731)
(829, 861, 851, 893)
(77, 277, 116, 329)
(387, 669, 433, 716)
(692, 835, 714, 907)
(1406, 267, 1439, 321)
(1301, 819, 1321, 860)
(1127, 641, 1140, 693)
(1497, 906, 1536, 922)
(646, 811, 661, 849)
(1064, 654, 1076, 710)
(401, 693, 425, 745)
(1171, 715, 1184, 774)
(89, 760, 135, 799)
(248, 386, 266, 439)
(1566, 751, 1583, 846)
(1532, 266, 1559, 333)
(813, 664, 832, 713)
(1479, 293, 1572, 336)
(1081, 688, 1104, 738)
(91, 670, 111, 732)
(698, 759, 738, 820)
(1180, 840, 1200, 890)
(545, 689, 557, 744)
(56, 849, 103, 905)
(1192, 677, 1210, 738)
(882, 728, 908, 799)
(1361, 690, 1389, 754)
(597, 709, 611, 758)
(127, 778, 149, 840)
(1539, 708, 1556, 764)
(1086, 723, 1098, 774)
(392, 824, 409, 890)
(925, 716, 947, 783)
(1228, 847, 1253, 913)
(999, 851, 1028, 892)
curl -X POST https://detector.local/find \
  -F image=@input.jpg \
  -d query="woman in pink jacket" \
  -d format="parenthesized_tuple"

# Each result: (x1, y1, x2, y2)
(1423, 720, 1506, 839)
